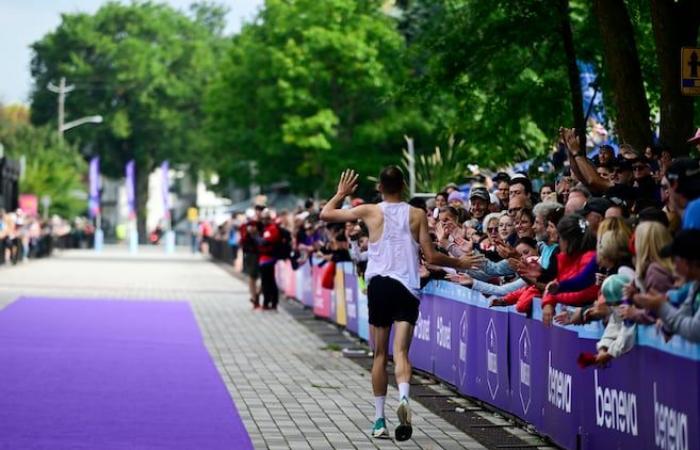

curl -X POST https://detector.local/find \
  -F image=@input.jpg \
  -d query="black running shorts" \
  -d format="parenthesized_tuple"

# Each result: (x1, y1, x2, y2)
(367, 276, 420, 327)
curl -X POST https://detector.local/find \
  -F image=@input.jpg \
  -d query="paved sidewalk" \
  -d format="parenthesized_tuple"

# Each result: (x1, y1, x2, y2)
(0, 247, 485, 449)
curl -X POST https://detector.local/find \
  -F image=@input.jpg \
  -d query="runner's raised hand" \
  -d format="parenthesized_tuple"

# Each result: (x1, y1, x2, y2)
(336, 169, 359, 197)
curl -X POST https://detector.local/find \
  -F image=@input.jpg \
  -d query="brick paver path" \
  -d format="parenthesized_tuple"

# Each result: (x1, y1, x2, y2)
(0, 247, 485, 449)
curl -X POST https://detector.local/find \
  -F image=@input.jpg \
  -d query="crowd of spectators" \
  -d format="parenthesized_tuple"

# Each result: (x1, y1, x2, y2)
(210, 126, 700, 366)
(0, 209, 93, 265)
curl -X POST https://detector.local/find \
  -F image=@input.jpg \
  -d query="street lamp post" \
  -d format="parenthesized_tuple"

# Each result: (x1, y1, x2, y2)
(47, 77, 102, 139)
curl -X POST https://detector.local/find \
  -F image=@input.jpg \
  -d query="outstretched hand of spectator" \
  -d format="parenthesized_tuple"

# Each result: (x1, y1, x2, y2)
(542, 304, 555, 326)
(595, 350, 613, 367)
(490, 298, 509, 307)
(495, 241, 518, 259)
(554, 308, 583, 325)
(336, 169, 359, 197)
(446, 272, 473, 287)
(458, 253, 486, 271)
(633, 289, 667, 312)
(560, 127, 581, 156)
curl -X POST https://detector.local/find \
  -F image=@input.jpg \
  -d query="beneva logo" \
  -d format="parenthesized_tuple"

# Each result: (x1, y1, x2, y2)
(594, 370, 638, 436)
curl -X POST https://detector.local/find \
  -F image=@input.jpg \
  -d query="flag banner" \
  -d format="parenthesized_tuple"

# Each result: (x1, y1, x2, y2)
(161, 160, 170, 219)
(88, 156, 100, 219)
(125, 160, 136, 219)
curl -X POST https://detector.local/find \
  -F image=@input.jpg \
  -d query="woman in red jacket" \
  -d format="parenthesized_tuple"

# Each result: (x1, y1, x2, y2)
(541, 214, 598, 326)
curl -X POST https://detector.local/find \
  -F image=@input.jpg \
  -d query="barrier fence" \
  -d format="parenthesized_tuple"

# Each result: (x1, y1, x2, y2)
(277, 259, 699, 450)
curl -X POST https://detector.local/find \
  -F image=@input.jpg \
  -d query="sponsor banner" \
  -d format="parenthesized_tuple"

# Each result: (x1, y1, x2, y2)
(343, 265, 359, 335)
(508, 312, 546, 430)
(541, 325, 595, 450)
(335, 268, 346, 326)
(410, 294, 434, 374)
(475, 305, 511, 412)
(311, 264, 331, 319)
(357, 280, 370, 341)
(299, 262, 314, 307)
(432, 295, 458, 385)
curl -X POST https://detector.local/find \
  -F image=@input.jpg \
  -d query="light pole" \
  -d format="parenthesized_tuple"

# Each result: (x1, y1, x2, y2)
(47, 77, 102, 140)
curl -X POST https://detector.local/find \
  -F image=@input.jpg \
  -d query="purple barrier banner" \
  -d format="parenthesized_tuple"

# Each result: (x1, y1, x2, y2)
(410, 294, 434, 374)
(474, 305, 511, 412)
(343, 268, 359, 335)
(541, 325, 595, 450)
(432, 295, 458, 385)
(274, 270, 700, 450)
(455, 303, 479, 398)
(508, 312, 546, 430)
(579, 343, 699, 450)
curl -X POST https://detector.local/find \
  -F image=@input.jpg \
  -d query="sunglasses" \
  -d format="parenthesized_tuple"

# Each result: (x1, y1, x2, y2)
(487, 227, 498, 233)
(632, 165, 648, 171)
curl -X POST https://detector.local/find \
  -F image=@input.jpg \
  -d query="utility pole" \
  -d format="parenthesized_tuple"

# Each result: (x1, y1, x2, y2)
(47, 77, 75, 140)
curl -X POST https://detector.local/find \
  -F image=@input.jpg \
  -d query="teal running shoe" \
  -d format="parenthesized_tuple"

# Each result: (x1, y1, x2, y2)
(372, 417, 389, 439)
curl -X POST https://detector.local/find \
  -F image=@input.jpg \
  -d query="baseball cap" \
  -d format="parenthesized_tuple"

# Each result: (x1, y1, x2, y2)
(469, 187, 490, 202)
(660, 229, 700, 260)
(577, 197, 613, 216)
(492, 172, 511, 183)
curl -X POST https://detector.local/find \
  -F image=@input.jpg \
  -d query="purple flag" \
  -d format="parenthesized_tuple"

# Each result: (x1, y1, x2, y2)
(161, 161, 170, 219)
(125, 160, 136, 219)
(88, 157, 100, 219)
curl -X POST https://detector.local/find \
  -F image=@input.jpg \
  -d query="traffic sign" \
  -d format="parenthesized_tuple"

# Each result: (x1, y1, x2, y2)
(681, 47, 700, 96)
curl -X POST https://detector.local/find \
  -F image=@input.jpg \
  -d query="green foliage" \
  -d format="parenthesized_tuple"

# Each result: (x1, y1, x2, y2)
(205, 0, 430, 195)
(402, 136, 468, 193)
(399, 0, 583, 167)
(28, 1, 227, 231)
(0, 116, 87, 218)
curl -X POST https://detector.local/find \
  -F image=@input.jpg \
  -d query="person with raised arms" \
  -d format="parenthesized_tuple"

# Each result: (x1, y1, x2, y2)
(320, 166, 483, 441)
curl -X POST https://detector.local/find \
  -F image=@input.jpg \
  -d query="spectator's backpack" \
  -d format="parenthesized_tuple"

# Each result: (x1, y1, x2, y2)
(275, 227, 293, 260)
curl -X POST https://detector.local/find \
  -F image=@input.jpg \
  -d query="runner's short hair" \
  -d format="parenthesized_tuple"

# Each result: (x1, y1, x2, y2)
(379, 166, 405, 195)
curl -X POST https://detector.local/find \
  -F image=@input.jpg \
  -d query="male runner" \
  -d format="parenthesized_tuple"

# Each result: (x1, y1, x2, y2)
(320, 166, 480, 441)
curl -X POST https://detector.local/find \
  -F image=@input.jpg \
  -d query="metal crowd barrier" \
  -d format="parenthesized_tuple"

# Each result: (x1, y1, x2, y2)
(277, 259, 698, 450)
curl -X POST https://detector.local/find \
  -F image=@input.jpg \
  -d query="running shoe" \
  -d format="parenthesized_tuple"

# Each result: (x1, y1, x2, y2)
(395, 398, 413, 441)
(371, 417, 389, 439)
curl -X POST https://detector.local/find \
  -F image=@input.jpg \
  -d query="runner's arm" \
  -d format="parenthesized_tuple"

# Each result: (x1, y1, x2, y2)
(418, 213, 479, 270)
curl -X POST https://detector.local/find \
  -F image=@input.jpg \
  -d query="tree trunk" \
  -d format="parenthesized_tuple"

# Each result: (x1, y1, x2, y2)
(592, 0, 653, 152)
(650, 0, 700, 156)
(557, 0, 586, 149)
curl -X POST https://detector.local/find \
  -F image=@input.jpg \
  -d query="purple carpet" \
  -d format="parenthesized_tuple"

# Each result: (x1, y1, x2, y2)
(0, 297, 253, 450)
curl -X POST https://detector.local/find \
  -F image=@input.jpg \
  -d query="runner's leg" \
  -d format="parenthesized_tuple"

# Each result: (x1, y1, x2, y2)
(393, 321, 414, 441)
(370, 324, 391, 438)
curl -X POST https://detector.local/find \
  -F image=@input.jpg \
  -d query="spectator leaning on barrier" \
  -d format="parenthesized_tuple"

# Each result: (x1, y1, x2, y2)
(634, 230, 700, 342)
(541, 214, 599, 326)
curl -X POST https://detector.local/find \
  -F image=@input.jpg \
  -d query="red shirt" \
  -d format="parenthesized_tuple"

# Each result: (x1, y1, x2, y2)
(258, 223, 281, 265)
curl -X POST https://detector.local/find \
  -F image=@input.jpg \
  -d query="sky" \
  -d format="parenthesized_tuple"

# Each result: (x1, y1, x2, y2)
(0, 0, 264, 105)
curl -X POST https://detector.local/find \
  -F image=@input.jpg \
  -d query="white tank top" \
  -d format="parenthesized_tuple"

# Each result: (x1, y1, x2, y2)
(365, 202, 421, 298)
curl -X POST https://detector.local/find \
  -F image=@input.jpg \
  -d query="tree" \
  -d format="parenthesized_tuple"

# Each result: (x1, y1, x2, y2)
(398, 0, 584, 167)
(649, 0, 700, 155)
(205, 0, 429, 195)
(29, 1, 226, 239)
(0, 106, 87, 218)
